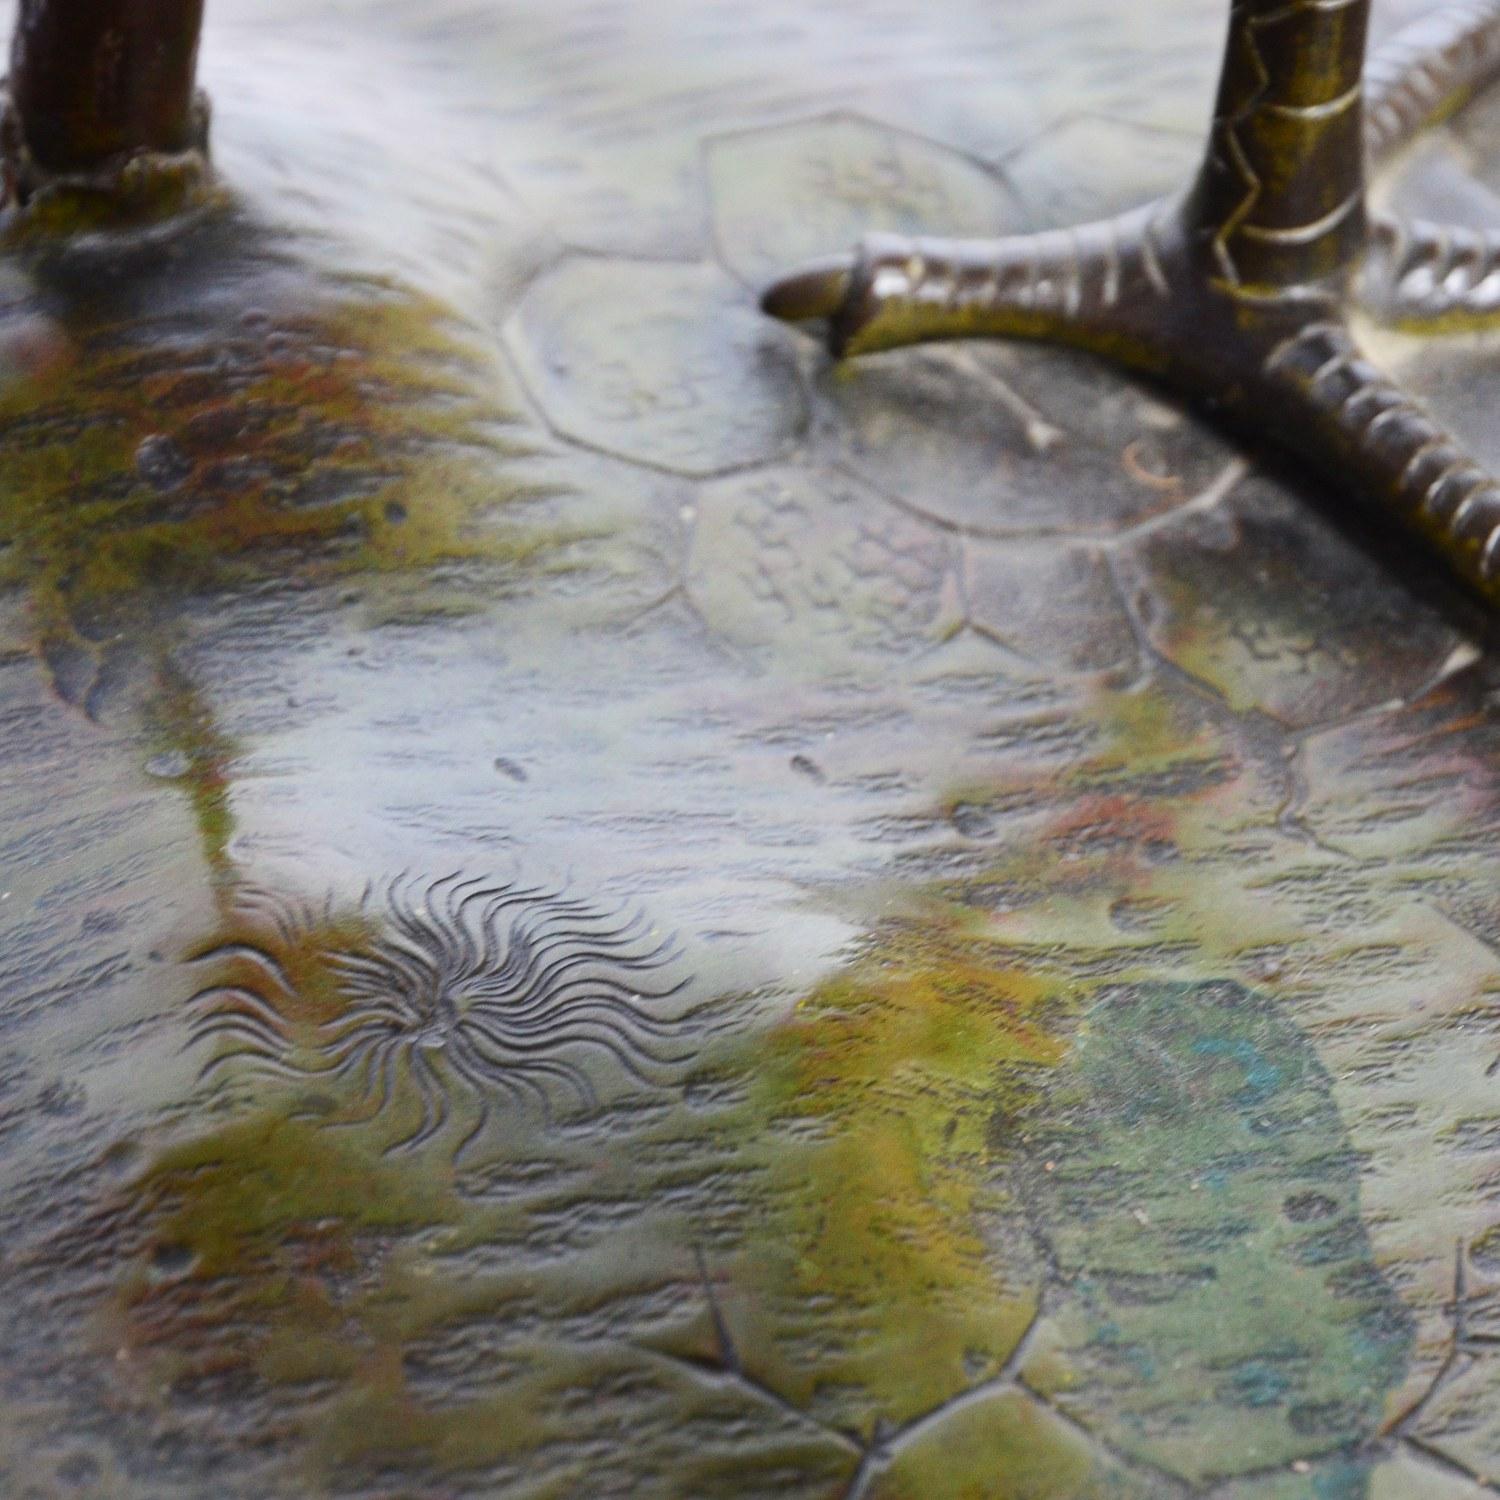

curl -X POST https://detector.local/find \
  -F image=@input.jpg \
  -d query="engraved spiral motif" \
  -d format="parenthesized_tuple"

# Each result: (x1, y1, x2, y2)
(187, 874, 691, 1159)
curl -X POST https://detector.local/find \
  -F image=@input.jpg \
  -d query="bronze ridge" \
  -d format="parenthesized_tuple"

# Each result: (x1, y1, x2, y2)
(763, 1, 1500, 610)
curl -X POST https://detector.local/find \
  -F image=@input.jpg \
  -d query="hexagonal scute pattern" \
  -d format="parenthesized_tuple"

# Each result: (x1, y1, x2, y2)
(708, 112, 1023, 287)
(507, 256, 807, 477)
(4, 2, 1500, 1498)
(819, 342, 1238, 538)
(962, 540, 1135, 676)
(1115, 474, 1459, 729)
(686, 464, 961, 666)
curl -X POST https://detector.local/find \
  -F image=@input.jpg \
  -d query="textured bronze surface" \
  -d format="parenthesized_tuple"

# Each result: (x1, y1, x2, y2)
(0, 2, 1496, 1497)
(765, 1, 1500, 611)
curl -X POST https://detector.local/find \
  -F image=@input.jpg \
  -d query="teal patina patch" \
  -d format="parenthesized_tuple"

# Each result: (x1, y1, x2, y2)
(1016, 980, 1413, 1493)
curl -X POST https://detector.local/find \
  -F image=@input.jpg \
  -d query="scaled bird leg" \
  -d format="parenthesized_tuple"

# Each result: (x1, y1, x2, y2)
(1360, 1, 1500, 327)
(763, 0, 1500, 608)
(1360, 216, 1500, 324)
(1364, 0, 1500, 161)
(1, 0, 210, 213)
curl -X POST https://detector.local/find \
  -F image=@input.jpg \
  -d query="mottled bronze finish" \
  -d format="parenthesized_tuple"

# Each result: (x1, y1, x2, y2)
(3, 2, 1499, 1492)
(2, 0, 208, 205)
(764, 1, 1500, 610)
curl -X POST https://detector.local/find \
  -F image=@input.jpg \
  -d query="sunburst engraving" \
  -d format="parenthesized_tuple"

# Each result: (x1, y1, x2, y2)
(186, 874, 692, 1158)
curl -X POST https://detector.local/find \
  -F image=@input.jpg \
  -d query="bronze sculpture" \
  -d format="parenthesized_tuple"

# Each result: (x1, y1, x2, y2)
(765, 2, 1500, 610)
(0, 3, 1497, 1495)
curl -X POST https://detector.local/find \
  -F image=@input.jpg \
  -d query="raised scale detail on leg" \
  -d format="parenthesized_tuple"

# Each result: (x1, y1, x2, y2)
(763, 0, 1500, 608)
(1363, 214, 1500, 322)
(1364, 0, 1500, 157)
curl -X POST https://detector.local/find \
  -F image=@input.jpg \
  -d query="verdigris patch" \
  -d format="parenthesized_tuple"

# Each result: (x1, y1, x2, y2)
(1015, 980, 1412, 1490)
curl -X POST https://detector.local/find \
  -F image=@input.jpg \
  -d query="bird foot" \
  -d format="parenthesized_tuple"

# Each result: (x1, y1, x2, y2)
(762, 3, 1500, 609)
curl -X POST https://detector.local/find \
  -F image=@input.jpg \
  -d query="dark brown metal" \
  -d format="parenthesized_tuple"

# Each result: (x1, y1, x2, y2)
(763, 0, 1500, 610)
(1186, 0, 1371, 289)
(6, 0, 207, 189)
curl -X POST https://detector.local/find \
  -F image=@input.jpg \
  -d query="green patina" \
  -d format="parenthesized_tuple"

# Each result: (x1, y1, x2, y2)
(1, 158, 221, 244)
(870, 1390, 1131, 1500)
(0, 273, 596, 901)
(1019, 980, 1411, 1487)
(131, 1113, 460, 1279)
(707, 673, 1420, 1495)
(0, 282, 568, 691)
(110, 1109, 542, 1479)
(76, 665, 1429, 1498)
(3, 0, 1492, 1494)
(115, 1110, 459, 1401)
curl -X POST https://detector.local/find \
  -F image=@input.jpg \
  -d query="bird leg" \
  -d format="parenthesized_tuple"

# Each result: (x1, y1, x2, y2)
(763, 1, 1500, 608)
(1, 0, 210, 222)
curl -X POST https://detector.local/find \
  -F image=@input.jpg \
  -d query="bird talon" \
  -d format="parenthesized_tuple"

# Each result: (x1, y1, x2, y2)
(759, 253, 854, 327)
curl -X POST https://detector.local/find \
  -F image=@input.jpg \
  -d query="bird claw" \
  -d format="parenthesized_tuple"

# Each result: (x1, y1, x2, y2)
(760, 252, 854, 327)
